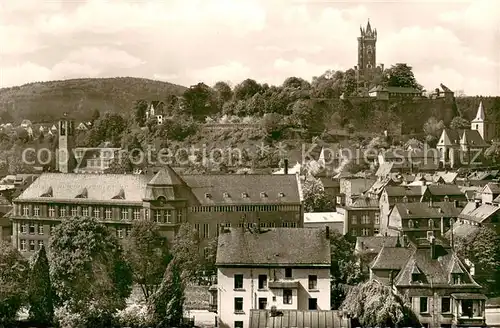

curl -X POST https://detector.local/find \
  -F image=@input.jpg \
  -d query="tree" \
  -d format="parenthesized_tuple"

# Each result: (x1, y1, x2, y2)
(233, 78, 262, 101)
(182, 83, 218, 119)
(201, 235, 218, 280)
(342, 69, 357, 96)
(213, 81, 233, 110)
(148, 259, 185, 327)
(341, 280, 419, 327)
(170, 223, 201, 282)
(90, 109, 100, 125)
(7, 150, 35, 174)
(302, 175, 335, 213)
(282, 76, 311, 89)
(50, 216, 133, 325)
(28, 245, 54, 325)
(382, 63, 423, 90)
(423, 116, 445, 147)
(311, 70, 345, 98)
(291, 99, 325, 134)
(329, 230, 363, 309)
(261, 113, 285, 140)
(88, 113, 127, 147)
(134, 99, 149, 127)
(485, 141, 500, 162)
(0, 240, 29, 326)
(453, 226, 500, 296)
(450, 116, 470, 130)
(123, 220, 171, 301)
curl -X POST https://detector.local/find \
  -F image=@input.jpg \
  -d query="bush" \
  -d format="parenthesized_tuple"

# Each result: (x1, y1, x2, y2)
(54, 305, 85, 328)
(115, 303, 151, 328)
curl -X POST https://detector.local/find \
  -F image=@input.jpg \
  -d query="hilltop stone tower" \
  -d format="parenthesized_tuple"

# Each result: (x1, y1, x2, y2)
(354, 20, 384, 90)
(56, 115, 76, 173)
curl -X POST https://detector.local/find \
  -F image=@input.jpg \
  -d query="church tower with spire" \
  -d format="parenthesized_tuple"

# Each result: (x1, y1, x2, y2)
(471, 101, 495, 142)
(355, 20, 383, 87)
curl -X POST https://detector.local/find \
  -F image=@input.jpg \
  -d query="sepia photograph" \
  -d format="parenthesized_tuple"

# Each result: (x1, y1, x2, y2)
(0, 0, 499, 327)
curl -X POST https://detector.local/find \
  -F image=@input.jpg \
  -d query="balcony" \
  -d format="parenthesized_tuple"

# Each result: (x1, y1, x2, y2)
(456, 317, 485, 327)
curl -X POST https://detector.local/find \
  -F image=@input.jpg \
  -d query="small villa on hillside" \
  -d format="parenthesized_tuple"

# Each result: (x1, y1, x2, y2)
(368, 86, 423, 100)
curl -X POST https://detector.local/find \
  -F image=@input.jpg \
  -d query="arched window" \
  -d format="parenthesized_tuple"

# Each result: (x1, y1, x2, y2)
(428, 219, 434, 228)
(157, 196, 167, 205)
(408, 220, 414, 228)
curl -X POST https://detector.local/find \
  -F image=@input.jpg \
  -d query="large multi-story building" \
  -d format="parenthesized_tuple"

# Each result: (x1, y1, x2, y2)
(11, 167, 302, 255)
(214, 227, 331, 328)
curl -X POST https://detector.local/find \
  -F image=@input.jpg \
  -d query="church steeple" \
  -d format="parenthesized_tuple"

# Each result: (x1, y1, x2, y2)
(474, 101, 485, 121)
(366, 19, 372, 34)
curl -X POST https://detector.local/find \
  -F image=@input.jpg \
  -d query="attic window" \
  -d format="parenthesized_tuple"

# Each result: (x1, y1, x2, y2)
(408, 219, 414, 228)
(428, 219, 434, 228)
(279, 192, 285, 197)
(223, 192, 230, 198)
(205, 193, 211, 199)
(444, 195, 449, 202)
(112, 188, 125, 200)
(406, 209, 411, 215)
(241, 192, 249, 198)
(403, 196, 408, 203)
(260, 192, 267, 198)
(76, 188, 88, 199)
(40, 186, 53, 197)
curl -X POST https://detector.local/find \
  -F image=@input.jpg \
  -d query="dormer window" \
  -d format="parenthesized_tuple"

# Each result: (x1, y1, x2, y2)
(428, 219, 434, 228)
(40, 186, 53, 197)
(444, 195, 449, 202)
(279, 192, 285, 197)
(408, 219, 414, 228)
(403, 196, 408, 203)
(406, 209, 411, 215)
(205, 193, 211, 199)
(241, 192, 249, 198)
(411, 265, 422, 283)
(76, 187, 88, 199)
(112, 188, 125, 200)
(223, 192, 230, 198)
(260, 192, 267, 198)
(452, 273, 462, 284)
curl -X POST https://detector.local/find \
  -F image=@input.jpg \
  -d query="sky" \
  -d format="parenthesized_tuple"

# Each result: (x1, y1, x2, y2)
(0, 0, 499, 96)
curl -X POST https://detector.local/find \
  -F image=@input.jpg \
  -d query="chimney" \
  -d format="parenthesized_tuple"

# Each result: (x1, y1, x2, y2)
(402, 234, 408, 248)
(475, 200, 480, 208)
(429, 235, 437, 259)
(326, 226, 330, 239)
(284, 159, 289, 175)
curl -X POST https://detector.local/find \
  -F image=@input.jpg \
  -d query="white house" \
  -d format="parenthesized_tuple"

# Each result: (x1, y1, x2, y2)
(215, 227, 331, 328)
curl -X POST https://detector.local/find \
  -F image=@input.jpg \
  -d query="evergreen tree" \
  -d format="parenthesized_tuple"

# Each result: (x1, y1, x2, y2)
(149, 259, 185, 327)
(28, 245, 54, 325)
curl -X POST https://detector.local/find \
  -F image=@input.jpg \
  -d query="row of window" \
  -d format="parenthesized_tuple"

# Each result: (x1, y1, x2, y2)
(233, 272, 317, 290)
(233, 294, 318, 314)
(152, 209, 183, 224)
(412, 296, 451, 314)
(350, 213, 380, 225)
(19, 239, 44, 252)
(195, 222, 298, 239)
(20, 222, 56, 235)
(21, 204, 142, 221)
(189, 205, 300, 213)
(351, 228, 380, 236)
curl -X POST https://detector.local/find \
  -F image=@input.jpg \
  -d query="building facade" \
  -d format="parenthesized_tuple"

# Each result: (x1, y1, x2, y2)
(11, 168, 303, 255)
(215, 228, 331, 328)
(337, 197, 380, 237)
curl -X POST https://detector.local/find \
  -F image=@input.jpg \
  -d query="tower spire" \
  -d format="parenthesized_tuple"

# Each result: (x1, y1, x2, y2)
(475, 101, 485, 121)
(366, 19, 372, 34)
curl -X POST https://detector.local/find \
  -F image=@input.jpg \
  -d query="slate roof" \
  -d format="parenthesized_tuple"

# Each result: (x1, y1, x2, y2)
(216, 228, 331, 267)
(346, 197, 379, 209)
(394, 202, 462, 219)
(461, 130, 488, 147)
(15, 169, 301, 205)
(483, 182, 500, 194)
(458, 203, 500, 223)
(394, 248, 481, 288)
(249, 310, 345, 328)
(426, 184, 464, 196)
(182, 174, 301, 205)
(371, 246, 413, 270)
(356, 236, 399, 254)
(436, 172, 458, 184)
(385, 186, 424, 197)
(16, 173, 149, 203)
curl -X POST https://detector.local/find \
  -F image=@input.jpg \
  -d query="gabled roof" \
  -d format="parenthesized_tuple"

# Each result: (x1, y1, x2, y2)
(376, 162, 394, 177)
(148, 167, 185, 186)
(426, 184, 464, 196)
(384, 185, 424, 197)
(346, 197, 379, 209)
(356, 236, 399, 254)
(371, 246, 414, 270)
(458, 203, 500, 223)
(461, 130, 488, 147)
(472, 101, 485, 122)
(483, 182, 500, 194)
(393, 201, 462, 219)
(394, 249, 480, 288)
(216, 228, 330, 267)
